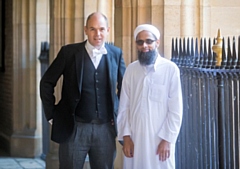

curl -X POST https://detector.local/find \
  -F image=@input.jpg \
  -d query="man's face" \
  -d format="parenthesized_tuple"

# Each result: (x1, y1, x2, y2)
(84, 14, 109, 49)
(136, 30, 160, 65)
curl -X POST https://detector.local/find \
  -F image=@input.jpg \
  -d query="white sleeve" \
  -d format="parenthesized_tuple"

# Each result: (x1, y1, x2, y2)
(117, 69, 131, 141)
(158, 65, 183, 143)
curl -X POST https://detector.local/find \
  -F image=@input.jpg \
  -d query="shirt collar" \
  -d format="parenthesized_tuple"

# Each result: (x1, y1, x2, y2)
(153, 54, 161, 71)
(85, 40, 106, 56)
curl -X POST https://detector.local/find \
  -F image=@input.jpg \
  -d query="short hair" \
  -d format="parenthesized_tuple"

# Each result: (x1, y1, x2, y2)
(86, 12, 108, 27)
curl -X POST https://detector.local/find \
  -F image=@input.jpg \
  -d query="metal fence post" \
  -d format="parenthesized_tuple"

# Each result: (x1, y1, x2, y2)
(38, 41, 50, 160)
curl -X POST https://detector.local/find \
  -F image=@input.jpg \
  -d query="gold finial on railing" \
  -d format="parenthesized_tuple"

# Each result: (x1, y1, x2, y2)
(212, 29, 223, 66)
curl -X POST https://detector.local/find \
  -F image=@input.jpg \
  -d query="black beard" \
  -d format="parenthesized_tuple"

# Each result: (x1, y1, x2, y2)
(138, 50, 158, 66)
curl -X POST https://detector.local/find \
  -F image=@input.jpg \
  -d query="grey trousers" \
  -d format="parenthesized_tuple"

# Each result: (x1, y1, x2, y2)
(59, 122, 116, 169)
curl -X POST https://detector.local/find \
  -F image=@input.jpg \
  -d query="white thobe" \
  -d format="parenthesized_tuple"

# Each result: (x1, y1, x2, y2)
(117, 55, 183, 169)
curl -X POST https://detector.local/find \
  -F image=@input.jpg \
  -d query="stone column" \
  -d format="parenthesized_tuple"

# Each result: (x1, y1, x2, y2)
(200, 0, 211, 37)
(180, 0, 197, 37)
(163, 0, 181, 59)
(83, 0, 115, 42)
(11, 0, 42, 157)
(164, 0, 203, 59)
(115, 0, 164, 65)
(47, 0, 114, 168)
(115, 0, 133, 65)
(163, 0, 210, 58)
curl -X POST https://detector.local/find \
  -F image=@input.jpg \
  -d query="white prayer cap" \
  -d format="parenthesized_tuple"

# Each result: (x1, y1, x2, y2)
(134, 24, 160, 40)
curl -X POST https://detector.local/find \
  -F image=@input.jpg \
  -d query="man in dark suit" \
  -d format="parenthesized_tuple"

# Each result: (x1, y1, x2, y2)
(40, 12, 126, 169)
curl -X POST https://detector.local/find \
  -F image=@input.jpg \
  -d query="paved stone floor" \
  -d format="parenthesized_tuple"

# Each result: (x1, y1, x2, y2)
(0, 157, 45, 169)
(0, 149, 45, 169)
(0, 150, 89, 169)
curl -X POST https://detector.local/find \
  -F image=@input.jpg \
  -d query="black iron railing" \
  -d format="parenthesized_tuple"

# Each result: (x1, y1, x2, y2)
(38, 41, 50, 160)
(172, 37, 240, 169)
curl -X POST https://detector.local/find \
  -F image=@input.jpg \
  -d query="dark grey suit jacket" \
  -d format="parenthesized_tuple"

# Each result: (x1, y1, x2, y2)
(40, 41, 126, 143)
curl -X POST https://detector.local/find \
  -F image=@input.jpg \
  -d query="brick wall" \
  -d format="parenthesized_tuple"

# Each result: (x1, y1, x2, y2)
(0, 0, 13, 153)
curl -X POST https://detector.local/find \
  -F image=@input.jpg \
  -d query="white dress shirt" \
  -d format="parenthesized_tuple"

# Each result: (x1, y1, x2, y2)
(85, 40, 107, 69)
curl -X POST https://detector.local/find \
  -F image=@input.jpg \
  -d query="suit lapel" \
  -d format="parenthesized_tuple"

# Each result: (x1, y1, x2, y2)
(105, 45, 113, 88)
(75, 42, 86, 93)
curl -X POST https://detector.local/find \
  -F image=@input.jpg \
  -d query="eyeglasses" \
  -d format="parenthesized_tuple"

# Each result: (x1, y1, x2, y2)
(136, 39, 156, 46)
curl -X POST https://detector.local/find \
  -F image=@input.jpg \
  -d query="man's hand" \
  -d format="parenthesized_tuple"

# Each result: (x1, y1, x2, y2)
(122, 136, 134, 158)
(156, 139, 171, 161)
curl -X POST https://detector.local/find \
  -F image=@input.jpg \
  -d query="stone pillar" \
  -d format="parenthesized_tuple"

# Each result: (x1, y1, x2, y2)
(163, 0, 203, 59)
(47, 0, 114, 168)
(180, 0, 197, 37)
(115, 0, 133, 65)
(151, 0, 164, 57)
(11, 0, 42, 157)
(118, 0, 217, 63)
(200, 0, 211, 37)
(83, 0, 115, 42)
(115, 0, 164, 65)
(163, 0, 181, 59)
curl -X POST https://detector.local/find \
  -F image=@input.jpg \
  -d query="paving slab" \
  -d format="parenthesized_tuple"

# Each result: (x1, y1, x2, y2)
(0, 157, 45, 169)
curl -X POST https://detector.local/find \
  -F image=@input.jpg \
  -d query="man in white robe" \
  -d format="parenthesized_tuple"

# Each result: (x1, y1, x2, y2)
(117, 24, 183, 169)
